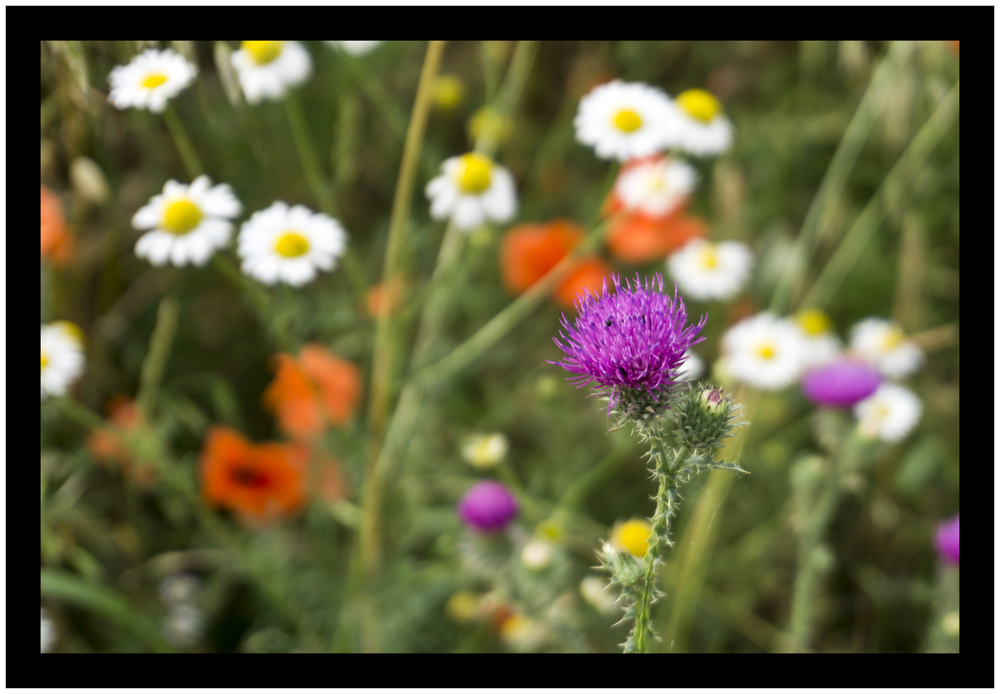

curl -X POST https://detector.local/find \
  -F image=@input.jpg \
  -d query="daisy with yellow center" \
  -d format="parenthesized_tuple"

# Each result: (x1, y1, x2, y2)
(107, 48, 197, 114)
(722, 313, 806, 390)
(849, 317, 923, 379)
(425, 152, 518, 231)
(854, 383, 922, 442)
(133, 176, 242, 267)
(613, 155, 698, 218)
(612, 519, 652, 558)
(792, 308, 843, 368)
(666, 88, 734, 157)
(667, 238, 753, 301)
(231, 41, 311, 104)
(574, 80, 675, 161)
(461, 432, 509, 470)
(41, 321, 86, 399)
(237, 201, 348, 286)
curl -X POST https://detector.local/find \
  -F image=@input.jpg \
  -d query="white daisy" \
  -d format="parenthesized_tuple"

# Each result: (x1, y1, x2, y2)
(230, 41, 312, 104)
(722, 313, 805, 390)
(461, 432, 509, 470)
(574, 80, 676, 161)
(668, 238, 753, 301)
(425, 153, 518, 231)
(854, 383, 922, 442)
(41, 321, 85, 399)
(521, 539, 554, 571)
(675, 349, 704, 382)
(107, 48, 197, 114)
(133, 176, 242, 267)
(325, 41, 383, 56)
(237, 201, 348, 287)
(41, 609, 56, 653)
(666, 88, 734, 157)
(613, 156, 697, 218)
(793, 308, 843, 368)
(849, 317, 923, 379)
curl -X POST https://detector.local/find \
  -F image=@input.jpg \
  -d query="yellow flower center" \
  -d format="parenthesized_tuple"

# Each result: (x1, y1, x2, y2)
(613, 108, 643, 133)
(756, 343, 776, 360)
(454, 153, 493, 194)
(699, 244, 720, 270)
(871, 403, 890, 421)
(882, 326, 906, 350)
(676, 89, 722, 124)
(141, 73, 168, 89)
(162, 199, 203, 235)
(41, 353, 49, 371)
(242, 41, 284, 66)
(795, 308, 832, 336)
(433, 75, 466, 110)
(274, 232, 310, 258)
(616, 520, 651, 558)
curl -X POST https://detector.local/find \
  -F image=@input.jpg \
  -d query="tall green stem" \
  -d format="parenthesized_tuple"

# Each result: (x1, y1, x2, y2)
(162, 104, 203, 180)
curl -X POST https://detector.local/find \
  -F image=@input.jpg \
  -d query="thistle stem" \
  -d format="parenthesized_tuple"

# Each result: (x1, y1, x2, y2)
(162, 104, 203, 180)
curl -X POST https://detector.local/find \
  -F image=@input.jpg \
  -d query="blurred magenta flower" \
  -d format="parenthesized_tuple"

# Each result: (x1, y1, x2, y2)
(801, 358, 881, 408)
(551, 273, 705, 412)
(458, 481, 518, 533)
(935, 515, 959, 565)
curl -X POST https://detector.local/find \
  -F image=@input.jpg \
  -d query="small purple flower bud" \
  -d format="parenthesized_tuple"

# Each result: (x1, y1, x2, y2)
(458, 481, 518, 533)
(935, 515, 959, 565)
(801, 358, 881, 408)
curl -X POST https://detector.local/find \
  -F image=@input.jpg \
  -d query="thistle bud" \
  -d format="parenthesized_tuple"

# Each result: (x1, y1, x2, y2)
(670, 383, 742, 453)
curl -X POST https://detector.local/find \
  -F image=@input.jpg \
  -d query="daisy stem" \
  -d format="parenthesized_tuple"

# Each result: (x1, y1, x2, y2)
(799, 79, 959, 311)
(368, 40, 446, 444)
(162, 104, 203, 180)
(768, 40, 912, 315)
(211, 255, 294, 353)
(137, 296, 179, 416)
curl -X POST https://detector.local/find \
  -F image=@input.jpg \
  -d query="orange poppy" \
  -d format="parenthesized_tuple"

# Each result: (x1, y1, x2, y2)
(553, 257, 612, 308)
(606, 212, 706, 264)
(263, 345, 362, 438)
(200, 426, 307, 520)
(41, 186, 74, 265)
(87, 396, 158, 488)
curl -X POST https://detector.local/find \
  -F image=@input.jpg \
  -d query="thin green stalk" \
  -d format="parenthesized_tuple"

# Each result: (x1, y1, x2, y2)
(769, 41, 912, 315)
(799, 80, 959, 310)
(137, 297, 179, 416)
(162, 104, 203, 180)
(369, 39, 445, 445)
(211, 255, 294, 352)
(285, 92, 335, 214)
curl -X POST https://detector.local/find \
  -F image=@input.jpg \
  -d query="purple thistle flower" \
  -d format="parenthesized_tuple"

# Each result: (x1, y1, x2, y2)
(458, 481, 518, 533)
(801, 358, 882, 408)
(551, 273, 706, 413)
(935, 515, 959, 565)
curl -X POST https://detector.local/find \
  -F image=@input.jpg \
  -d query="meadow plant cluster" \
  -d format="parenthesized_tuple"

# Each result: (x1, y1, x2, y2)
(40, 41, 958, 656)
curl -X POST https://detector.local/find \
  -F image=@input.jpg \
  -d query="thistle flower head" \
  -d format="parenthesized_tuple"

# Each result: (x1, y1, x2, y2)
(551, 273, 706, 414)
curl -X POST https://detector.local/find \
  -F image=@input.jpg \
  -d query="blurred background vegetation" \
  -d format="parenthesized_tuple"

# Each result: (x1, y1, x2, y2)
(40, 40, 958, 653)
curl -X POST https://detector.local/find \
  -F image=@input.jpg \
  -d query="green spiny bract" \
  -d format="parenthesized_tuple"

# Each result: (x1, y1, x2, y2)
(669, 382, 743, 454)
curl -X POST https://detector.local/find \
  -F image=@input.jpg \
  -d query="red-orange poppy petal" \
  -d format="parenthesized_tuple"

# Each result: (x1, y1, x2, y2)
(263, 354, 324, 438)
(41, 186, 73, 265)
(554, 257, 613, 308)
(500, 220, 583, 294)
(199, 426, 306, 520)
(607, 211, 707, 264)
(300, 345, 361, 426)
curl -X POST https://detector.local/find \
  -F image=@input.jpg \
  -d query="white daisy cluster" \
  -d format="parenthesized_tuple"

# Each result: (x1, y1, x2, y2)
(41, 321, 85, 400)
(41, 609, 56, 653)
(231, 41, 312, 104)
(461, 432, 510, 470)
(326, 41, 383, 56)
(238, 202, 349, 287)
(613, 156, 697, 218)
(108, 48, 197, 113)
(720, 313, 806, 390)
(159, 574, 205, 648)
(425, 153, 518, 231)
(574, 81, 734, 162)
(133, 176, 242, 267)
(668, 238, 753, 302)
(848, 317, 924, 442)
